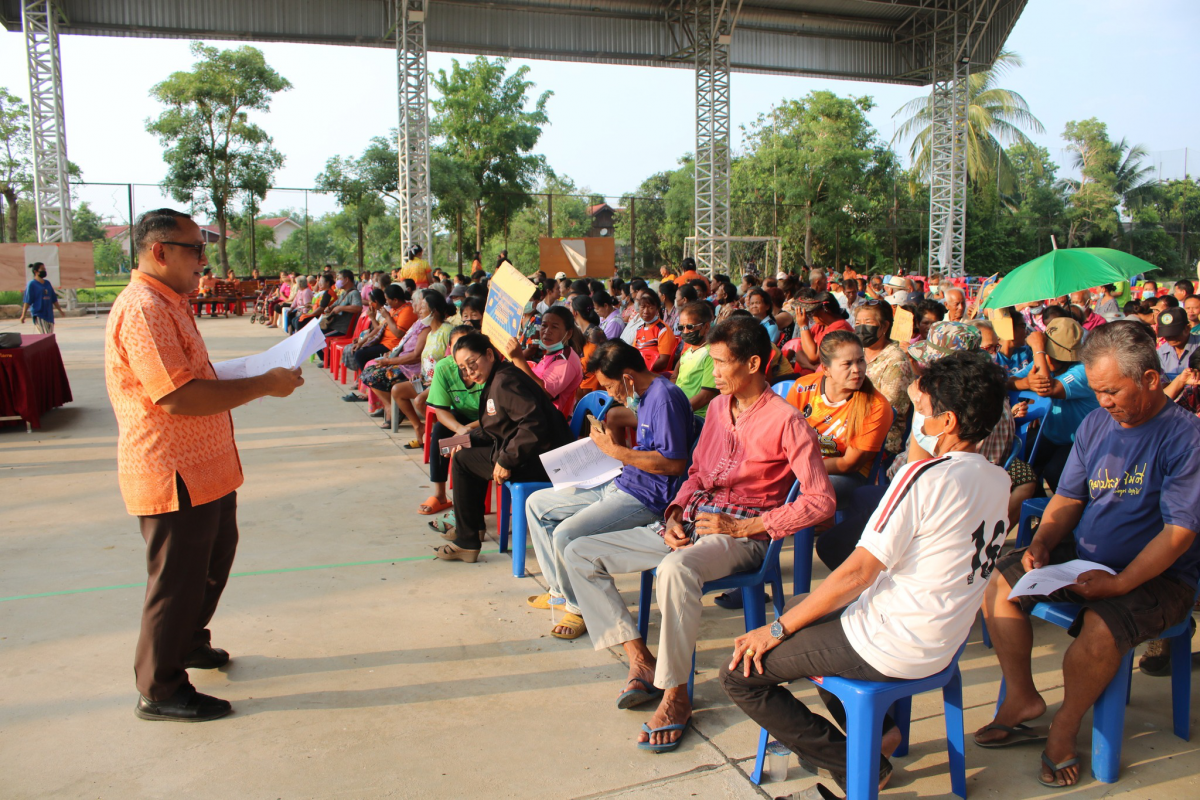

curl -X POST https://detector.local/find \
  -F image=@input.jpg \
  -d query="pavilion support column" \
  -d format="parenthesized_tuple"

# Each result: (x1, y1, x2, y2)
(396, 0, 432, 262)
(22, 0, 76, 308)
(693, 0, 732, 279)
(926, 5, 969, 279)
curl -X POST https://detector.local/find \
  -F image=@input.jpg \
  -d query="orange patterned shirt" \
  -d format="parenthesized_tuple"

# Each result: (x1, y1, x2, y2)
(104, 270, 243, 515)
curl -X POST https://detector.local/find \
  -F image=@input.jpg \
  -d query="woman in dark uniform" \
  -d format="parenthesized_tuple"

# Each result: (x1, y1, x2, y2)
(435, 332, 574, 562)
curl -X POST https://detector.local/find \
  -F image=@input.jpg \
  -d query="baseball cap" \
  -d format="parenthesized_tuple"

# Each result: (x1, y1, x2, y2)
(908, 321, 982, 366)
(449, 284, 467, 298)
(882, 275, 907, 290)
(1157, 307, 1190, 338)
(1043, 317, 1083, 362)
(554, 271, 567, 280)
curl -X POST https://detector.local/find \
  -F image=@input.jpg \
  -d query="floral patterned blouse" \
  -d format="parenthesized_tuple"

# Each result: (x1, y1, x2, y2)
(865, 341, 914, 454)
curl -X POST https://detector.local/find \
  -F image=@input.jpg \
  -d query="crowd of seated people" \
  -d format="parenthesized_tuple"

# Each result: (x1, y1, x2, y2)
(278, 261, 1198, 792)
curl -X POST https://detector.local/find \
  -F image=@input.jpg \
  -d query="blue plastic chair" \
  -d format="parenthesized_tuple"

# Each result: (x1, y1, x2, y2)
(771, 379, 795, 399)
(1003, 434, 1023, 469)
(996, 599, 1194, 783)
(792, 447, 888, 596)
(1012, 390, 1051, 462)
(635, 482, 797, 702)
(497, 391, 615, 578)
(996, 500, 1195, 782)
(750, 643, 969, 800)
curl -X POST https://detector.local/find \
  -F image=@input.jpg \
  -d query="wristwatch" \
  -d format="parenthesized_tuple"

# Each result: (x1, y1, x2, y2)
(769, 619, 788, 640)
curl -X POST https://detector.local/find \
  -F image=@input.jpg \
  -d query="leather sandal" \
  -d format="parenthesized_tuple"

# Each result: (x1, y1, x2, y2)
(433, 543, 479, 563)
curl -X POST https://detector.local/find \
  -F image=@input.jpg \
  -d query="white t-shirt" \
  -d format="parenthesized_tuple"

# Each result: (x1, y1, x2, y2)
(840, 451, 1009, 679)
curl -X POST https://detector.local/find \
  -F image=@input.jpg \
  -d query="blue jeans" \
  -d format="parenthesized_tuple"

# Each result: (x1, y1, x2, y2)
(525, 480, 659, 613)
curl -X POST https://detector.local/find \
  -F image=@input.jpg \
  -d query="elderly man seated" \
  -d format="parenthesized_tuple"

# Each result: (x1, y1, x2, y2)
(524, 340, 696, 639)
(562, 316, 836, 752)
(977, 321, 1200, 788)
(721, 351, 1010, 798)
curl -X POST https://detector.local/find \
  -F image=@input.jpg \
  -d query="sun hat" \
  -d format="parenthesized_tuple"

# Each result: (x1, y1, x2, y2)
(882, 275, 907, 290)
(908, 321, 982, 366)
(554, 271, 567, 280)
(1043, 317, 1083, 362)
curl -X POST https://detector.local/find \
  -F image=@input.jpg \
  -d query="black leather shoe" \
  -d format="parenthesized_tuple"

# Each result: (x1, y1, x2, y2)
(135, 685, 232, 722)
(184, 644, 230, 669)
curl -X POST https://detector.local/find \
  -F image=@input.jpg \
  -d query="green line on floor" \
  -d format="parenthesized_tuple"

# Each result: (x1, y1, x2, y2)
(0, 550, 502, 603)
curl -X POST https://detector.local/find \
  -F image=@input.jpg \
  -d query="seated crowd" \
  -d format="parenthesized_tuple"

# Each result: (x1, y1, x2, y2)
(288, 260, 1199, 794)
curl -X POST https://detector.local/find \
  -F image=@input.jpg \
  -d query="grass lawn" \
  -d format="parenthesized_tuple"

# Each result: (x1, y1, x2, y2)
(2, 276, 131, 306)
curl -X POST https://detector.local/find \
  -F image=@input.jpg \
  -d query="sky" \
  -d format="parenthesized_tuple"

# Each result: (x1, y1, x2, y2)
(0, 0, 1196, 227)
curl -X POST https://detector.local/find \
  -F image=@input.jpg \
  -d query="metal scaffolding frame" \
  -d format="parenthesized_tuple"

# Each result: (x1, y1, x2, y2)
(692, 0, 734, 277)
(394, 0, 432, 262)
(22, 0, 73, 245)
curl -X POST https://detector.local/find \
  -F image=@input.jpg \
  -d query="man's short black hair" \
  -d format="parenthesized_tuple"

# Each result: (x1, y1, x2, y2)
(1157, 294, 1180, 308)
(588, 339, 648, 378)
(708, 315, 771, 365)
(340, 268, 355, 282)
(914, 298, 947, 321)
(1175, 280, 1195, 294)
(133, 207, 193, 254)
(918, 351, 1006, 443)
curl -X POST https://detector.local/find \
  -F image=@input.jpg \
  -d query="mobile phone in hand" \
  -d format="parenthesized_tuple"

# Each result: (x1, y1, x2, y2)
(587, 413, 606, 435)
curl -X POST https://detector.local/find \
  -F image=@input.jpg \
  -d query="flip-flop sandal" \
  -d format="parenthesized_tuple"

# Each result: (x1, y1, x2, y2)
(974, 722, 1049, 749)
(418, 496, 452, 515)
(428, 515, 455, 533)
(526, 593, 566, 610)
(1037, 751, 1081, 788)
(616, 677, 664, 710)
(550, 613, 586, 640)
(636, 718, 690, 752)
(404, 439, 423, 449)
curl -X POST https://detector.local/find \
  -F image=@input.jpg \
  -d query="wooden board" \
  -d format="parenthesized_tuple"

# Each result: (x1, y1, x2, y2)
(537, 237, 615, 279)
(0, 243, 96, 292)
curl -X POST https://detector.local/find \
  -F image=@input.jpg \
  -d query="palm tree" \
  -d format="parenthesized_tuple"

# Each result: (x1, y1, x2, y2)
(892, 50, 1044, 197)
(1109, 137, 1155, 209)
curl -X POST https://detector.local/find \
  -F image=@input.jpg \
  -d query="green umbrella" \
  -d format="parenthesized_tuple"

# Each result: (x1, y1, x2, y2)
(980, 248, 1159, 310)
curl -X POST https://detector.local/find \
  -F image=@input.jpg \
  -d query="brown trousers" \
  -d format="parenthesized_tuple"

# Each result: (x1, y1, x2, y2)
(135, 478, 239, 700)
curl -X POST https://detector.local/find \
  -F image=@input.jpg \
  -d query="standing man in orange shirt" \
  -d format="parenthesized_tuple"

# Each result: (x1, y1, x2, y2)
(105, 209, 303, 722)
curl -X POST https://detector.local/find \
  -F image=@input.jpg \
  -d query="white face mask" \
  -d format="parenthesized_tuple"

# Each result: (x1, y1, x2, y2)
(912, 408, 946, 453)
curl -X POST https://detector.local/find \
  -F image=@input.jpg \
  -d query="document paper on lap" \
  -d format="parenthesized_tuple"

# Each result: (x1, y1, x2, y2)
(1007, 559, 1117, 599)
(540, 438, 623, 490)
(212, 318, 326, 380)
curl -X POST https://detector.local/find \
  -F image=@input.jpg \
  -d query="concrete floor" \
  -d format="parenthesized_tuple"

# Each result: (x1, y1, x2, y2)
(1, 314, 1197, 800)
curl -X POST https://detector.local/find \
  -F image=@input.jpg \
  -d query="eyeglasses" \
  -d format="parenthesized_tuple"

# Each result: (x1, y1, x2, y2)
(679, 322, 707, 332)
(460, 355, 485, 373)
(161, 241, 207, 258)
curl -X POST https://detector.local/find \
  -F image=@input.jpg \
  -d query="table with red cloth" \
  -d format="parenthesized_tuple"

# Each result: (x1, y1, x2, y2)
(0, 333, 72, 430)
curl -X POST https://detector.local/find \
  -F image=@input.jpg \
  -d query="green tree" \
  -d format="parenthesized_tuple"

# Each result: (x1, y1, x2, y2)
(737, 91, 892, 268)
(71, 201, 109, 242)
(431, 149, 480, 271)
(431, 56, 550, 253)
(146, 41, 291, 271)
(1061, 118, 1121, 247)
(0, 87, 31, 243)
(893, 51, 1044, 197)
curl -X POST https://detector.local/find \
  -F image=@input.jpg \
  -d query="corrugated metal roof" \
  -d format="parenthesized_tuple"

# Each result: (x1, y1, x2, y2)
(0, 0, 1027, 86)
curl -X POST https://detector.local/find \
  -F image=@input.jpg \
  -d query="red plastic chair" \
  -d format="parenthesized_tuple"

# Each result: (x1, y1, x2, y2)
(782, 337, 803, 362)
(324, 308, 367, 374)
(334, 311, 372, 383)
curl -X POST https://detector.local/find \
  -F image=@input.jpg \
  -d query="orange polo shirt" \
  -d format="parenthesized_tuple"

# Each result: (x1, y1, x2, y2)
(104, 270, 243, 516)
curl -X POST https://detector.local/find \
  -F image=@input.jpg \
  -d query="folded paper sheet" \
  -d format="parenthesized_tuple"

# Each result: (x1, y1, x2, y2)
(212, 318, 326, 380)
(539, 437, 624, 490)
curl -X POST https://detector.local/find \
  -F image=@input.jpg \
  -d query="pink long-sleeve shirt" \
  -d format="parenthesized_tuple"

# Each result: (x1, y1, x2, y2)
(667, 389, 836, 540)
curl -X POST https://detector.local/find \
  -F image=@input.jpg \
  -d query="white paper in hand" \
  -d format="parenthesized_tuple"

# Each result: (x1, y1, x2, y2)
(1007, 559, 1116, 600)
(539, 438, 624, 490)
(212, 318, 326, 380)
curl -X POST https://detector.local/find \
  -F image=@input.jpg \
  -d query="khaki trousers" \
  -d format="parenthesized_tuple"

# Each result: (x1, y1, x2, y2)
(564, 528, 767, 689)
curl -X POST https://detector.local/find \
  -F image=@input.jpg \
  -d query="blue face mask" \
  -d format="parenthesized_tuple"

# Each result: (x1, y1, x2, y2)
(542, 341, 564, 354)
(623, 376, 640, 411)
